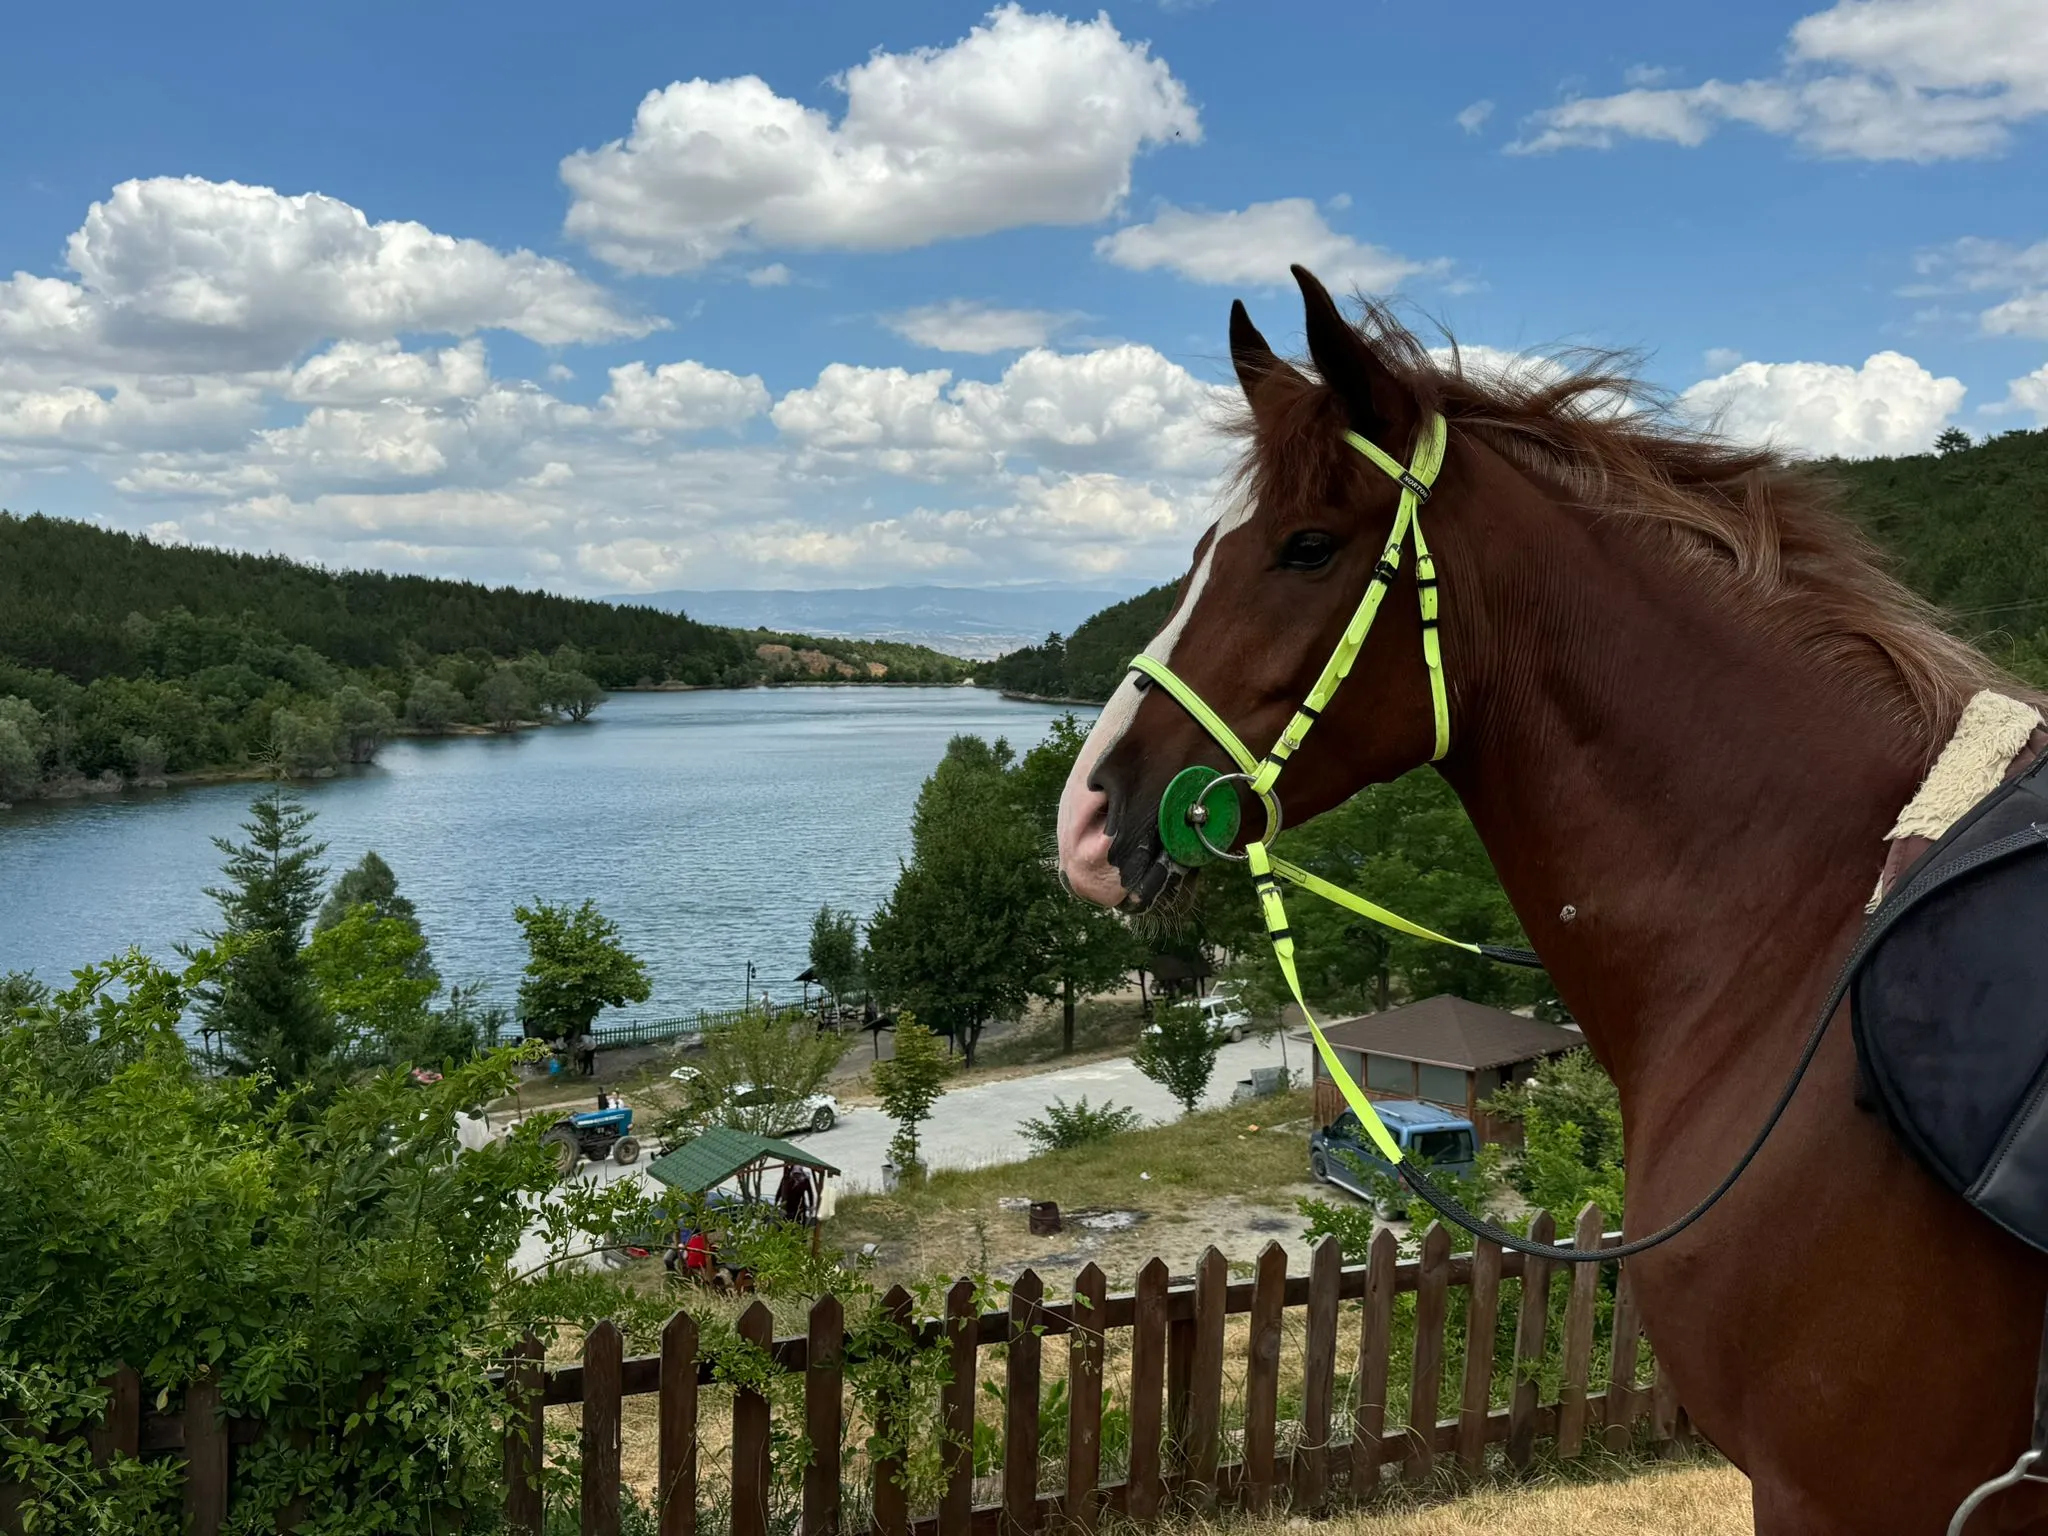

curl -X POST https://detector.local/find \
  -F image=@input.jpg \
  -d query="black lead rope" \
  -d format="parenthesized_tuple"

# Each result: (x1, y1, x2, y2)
(1396, 822, 2048, 1264)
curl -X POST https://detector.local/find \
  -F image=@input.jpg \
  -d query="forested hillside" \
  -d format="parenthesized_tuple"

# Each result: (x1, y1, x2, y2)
(979, 582, 1179, 700)
(0, 513, 968, 800)
(985, 427, 2048, 702)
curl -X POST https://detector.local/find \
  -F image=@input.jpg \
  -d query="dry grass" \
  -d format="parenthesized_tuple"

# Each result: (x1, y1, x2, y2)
(826, 1089, 1322, 1286)
(1298, 1464, 1751, 1535)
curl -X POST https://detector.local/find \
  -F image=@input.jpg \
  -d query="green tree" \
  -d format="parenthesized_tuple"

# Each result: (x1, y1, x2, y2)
(872, 1012, 951, 1172)
(808, 904, 862, 1010)
(476, 666, 530, 731)
(332, 683, 396, 764)
(0, 695, 41, 800)
(190, 788, 337, 1089)
(541, 668, 605, 722)
(403, 675, 466, 730)
(1935, 426, 1973, 455)
(305, 905, 439, 1052)
(1014, 715, 1139, 1052)
(864, 736, 1044, 1066)
(315, 850, 438, 984)
(270, 702, 339, 774)
(512, 898, 651, 1052)
(0, 969, 48, 1021)
(673, 1007, 849, 1144)
(1133, 999, 1222, 1115)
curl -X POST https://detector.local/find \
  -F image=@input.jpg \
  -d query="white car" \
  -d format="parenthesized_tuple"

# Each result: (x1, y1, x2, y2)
(1144, 993, 1254, 1044)
(668, 1070, 840, 1135)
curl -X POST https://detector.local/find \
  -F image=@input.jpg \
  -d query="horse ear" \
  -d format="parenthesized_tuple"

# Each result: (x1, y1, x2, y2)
(1230, 300, 1281, 400)
(1293, 264, 1410, 436)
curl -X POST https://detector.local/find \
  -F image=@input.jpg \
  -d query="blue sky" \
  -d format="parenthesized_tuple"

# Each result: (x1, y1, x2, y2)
(2, 0, 2043, 594)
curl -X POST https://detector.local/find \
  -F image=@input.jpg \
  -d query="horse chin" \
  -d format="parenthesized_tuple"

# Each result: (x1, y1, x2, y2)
(1116, 850, 1190, 916)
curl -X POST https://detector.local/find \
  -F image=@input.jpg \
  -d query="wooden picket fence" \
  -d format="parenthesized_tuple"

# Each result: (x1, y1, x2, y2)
(17, 1206, 1688, 1536)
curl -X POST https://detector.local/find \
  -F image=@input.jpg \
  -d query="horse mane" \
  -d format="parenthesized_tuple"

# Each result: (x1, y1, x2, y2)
(1232, 302, 2015, 763)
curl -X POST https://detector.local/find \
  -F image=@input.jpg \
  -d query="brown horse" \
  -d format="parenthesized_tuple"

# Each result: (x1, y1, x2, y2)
(1056, 266, 2048, 1533)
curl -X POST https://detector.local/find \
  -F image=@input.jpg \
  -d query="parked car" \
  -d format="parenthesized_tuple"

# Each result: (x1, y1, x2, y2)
(665, 1071, 840, 1137)
(1308, 1099, 1478, 1218)
(1143, 992, 1253, 1044)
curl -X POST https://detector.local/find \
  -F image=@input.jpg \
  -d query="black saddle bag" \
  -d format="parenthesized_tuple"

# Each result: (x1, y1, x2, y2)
(1853, 750, 2048, 1253)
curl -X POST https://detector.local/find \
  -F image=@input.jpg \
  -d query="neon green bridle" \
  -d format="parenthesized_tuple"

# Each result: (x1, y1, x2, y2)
(1128, 413, 1528, 1166)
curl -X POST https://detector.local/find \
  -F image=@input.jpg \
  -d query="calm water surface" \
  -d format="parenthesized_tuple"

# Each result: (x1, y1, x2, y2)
(0, 688, 1091, 1023)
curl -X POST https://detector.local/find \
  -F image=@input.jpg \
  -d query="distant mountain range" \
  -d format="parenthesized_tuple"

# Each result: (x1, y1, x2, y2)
(604, 584, 1147, 659)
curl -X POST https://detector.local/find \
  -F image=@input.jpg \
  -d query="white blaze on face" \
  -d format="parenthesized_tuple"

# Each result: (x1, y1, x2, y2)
(1056, 497, 1256, 905)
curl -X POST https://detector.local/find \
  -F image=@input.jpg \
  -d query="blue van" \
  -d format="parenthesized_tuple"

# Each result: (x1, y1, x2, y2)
(1309, 1100, 1479, 1216)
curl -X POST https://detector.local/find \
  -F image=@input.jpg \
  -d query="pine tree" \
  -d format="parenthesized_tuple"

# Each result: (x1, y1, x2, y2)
(193, 789, 337, 1088)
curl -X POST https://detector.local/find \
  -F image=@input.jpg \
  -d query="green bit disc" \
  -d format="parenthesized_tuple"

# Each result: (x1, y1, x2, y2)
(1158, 765, 1242, 867)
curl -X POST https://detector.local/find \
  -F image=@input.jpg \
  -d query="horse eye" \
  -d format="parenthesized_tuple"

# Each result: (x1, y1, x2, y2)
(1278, 531, 1338, 571)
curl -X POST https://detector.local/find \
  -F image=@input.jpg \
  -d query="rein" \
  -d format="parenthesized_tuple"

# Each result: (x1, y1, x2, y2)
(1127, 413, 1856, 1264)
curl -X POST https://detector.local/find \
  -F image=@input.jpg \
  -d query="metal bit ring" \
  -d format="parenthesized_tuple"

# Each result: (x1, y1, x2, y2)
(1192, 772, 1282, 861)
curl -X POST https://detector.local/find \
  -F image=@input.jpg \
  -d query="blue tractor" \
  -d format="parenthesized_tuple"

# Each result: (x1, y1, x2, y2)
(542, 1096, 641, 1178)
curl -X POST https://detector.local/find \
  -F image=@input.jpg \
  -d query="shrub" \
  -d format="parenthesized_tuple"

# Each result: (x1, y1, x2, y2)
(0, 953, 664, 1534)
(1017, 1095, 1141, 1154)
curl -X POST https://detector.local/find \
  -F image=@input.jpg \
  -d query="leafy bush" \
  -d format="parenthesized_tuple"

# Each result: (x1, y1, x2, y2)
(0, 953, 661, 1535)
(1017, 1095, 1142, 1153)
(1484, 1047, 1627, 1217)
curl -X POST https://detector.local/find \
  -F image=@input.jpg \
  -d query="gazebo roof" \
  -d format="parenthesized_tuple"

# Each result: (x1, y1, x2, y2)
(1311, 995, 1581, 1072)
(644, 1126, 840, 1194)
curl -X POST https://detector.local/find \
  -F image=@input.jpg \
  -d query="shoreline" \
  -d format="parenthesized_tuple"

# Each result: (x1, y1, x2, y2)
(0, 682, 1052, 815)
(996, 689, 1106, 707)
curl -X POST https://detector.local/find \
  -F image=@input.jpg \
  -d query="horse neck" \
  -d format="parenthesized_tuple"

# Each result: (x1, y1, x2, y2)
(1435, 486, 1937, 1103)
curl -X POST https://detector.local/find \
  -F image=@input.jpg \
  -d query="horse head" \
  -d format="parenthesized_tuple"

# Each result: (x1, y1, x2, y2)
(1057, 265, 1477, 911)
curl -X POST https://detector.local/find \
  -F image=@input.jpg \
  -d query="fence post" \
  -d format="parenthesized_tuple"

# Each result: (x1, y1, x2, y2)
(1406, 1224, 1451, 1479)
(1297, 1236, 1341, 1511)
(1603, 1263, 1644, 1453)
(1243, 1242, 1287, 1513)
(505, 1332, 545, 1535)
(1506, 1211, 1556, 1473)
(1350, 1227, 1399, 1499)
(939, 1279, 978, 1536)
(659, 1311, 700, 1536)
(1185, 1247, 1227, 1508)
(89, 1365, 141, 1467)
(872, 1286, 913, 1536)
(1556, 1204, 1605, 1459)
(804, 1296, 844, 1536)
(733, 1301, 774, 1536)
(1003, 1270, 1045, 1536)
(1066, 1263, 1107, 1533)
(182, 1369, 228, 1536)
(584, 1321, 624, 1536)
(1125, 1258, 1169, 1525)
(1456, 1237, 1502, 1478)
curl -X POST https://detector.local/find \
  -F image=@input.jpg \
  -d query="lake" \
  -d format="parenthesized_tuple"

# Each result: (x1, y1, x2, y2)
(0, 687, 1092, 1024)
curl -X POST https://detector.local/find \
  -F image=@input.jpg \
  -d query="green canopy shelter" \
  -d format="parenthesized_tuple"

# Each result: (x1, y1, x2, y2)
(646, 1126, 841, 1258)
(645, 1125, 840, 1193)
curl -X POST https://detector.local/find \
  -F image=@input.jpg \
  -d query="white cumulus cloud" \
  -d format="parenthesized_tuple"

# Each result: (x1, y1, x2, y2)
(601, 359, 771, 433)
(1096, 198, 1445, 291)
(883, 299, 1077, 353)
(559, 6, 1200, 273)
(0, 177, 657, 377)
(286, 339, 490, 406)
(1510, 0, 2048, 161)
(1679, 351, 1965, 456)
(1995, 362, 2048, 423)
(771, 343, 1230, 478)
